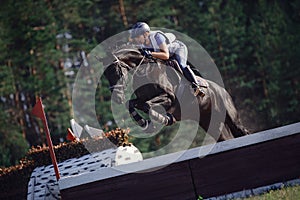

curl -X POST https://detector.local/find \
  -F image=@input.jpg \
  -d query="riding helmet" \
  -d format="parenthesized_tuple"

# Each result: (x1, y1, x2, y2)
(130, 22, 150, 39)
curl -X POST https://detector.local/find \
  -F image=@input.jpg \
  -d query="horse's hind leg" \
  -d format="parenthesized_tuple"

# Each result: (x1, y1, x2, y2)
(225, 112, 249, 138)
(202, 112, 235, 142)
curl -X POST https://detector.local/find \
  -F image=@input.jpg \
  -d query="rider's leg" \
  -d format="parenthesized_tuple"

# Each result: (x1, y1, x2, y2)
(173, 42, 205, 96)
(182, 66, 198, 86)
(182, 67, 204, 97)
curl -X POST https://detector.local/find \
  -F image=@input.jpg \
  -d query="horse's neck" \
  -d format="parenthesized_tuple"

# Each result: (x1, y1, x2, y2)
(122, 55, 144, 69)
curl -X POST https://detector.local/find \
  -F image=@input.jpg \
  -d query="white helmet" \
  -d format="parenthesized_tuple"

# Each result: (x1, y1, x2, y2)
(130, 22, 150, 39)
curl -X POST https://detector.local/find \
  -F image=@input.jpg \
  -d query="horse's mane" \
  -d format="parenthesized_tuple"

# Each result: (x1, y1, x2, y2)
(112, 44, 142, 60)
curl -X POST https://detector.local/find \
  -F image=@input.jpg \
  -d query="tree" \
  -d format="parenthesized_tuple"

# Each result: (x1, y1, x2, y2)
(1, 0, 299, 167)
(0, 0, 70, 148)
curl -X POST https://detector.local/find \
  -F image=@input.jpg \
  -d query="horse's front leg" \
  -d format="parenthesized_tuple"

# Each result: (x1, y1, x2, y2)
(126, 97, 175, 133)
(126, 99, 158, 133)
(142, 94, 176, 127)
(140, 101, 175, 126)
(126, 99, 148, 128)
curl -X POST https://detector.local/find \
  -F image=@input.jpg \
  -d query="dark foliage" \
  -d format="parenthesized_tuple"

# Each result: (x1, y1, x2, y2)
(0, 128, 130, 199)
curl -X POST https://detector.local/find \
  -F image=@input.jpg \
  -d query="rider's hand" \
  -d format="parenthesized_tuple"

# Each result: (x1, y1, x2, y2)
(140, 49, 153, 59)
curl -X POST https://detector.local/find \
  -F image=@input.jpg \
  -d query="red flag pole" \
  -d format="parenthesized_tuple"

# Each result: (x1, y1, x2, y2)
(32, 97, 60, 181)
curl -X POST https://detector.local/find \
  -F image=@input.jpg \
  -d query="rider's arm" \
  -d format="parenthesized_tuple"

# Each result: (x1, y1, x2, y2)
(151, 42, 169, 60)
(151, 33, 169, 60)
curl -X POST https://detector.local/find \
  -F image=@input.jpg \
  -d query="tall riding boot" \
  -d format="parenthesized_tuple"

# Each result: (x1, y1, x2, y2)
(182, 67, 205, 97)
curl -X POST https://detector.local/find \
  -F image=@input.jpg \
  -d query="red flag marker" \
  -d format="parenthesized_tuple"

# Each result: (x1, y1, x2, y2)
(32, 97, 60, 181)
(67, 128, 77, 141)
(31, 98, 44, 120)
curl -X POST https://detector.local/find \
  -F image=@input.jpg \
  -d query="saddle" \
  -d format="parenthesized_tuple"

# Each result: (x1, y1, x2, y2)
(163, 59, 208, 88)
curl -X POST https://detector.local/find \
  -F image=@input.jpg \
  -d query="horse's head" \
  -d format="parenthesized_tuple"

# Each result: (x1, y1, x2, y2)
(103, 60, 128, 104)
(103, 47, 145, 104)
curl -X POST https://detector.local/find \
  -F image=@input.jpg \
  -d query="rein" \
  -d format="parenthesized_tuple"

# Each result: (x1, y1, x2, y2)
(131, 55, 146, 77)
(112, 53, 145, 70)
(110, 60, 128, 91)
(110, 53, 146, 91)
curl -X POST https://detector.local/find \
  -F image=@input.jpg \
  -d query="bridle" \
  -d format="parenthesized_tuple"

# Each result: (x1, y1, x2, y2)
(108, 58, 128, 92)
(108, 52, 146, 91)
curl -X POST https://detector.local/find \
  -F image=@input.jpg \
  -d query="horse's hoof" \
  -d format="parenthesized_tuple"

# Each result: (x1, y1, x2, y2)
(166, 113, 176, 126)
(141, 120, 157, 134)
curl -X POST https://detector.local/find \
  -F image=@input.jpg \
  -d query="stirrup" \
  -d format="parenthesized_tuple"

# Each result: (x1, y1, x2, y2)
(193, 84, 205, 97)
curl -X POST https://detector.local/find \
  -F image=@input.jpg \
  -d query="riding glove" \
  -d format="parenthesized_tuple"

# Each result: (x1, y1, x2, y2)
(140, 49, 153, 59)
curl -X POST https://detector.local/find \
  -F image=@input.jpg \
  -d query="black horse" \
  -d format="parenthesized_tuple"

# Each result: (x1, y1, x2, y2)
(103, 47, 248, 141)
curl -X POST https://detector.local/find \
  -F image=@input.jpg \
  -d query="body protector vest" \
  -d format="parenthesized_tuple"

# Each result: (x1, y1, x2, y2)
(149, 31, 176, 52)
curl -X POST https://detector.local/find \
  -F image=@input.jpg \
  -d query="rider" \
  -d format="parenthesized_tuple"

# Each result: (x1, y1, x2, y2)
(129, 22, 204, 97)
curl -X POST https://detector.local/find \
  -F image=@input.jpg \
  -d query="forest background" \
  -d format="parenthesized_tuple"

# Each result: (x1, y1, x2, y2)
(0, 0, 299, 167)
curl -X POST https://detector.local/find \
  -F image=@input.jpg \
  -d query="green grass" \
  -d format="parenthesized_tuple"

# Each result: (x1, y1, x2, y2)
(243, 185, 300, 200)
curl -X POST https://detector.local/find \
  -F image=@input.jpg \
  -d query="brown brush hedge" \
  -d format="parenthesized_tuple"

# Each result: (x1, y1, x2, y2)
(0, 128, 130, 199)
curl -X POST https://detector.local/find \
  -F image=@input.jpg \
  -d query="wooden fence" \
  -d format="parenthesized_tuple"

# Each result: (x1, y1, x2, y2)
(59, 122, 300, 199)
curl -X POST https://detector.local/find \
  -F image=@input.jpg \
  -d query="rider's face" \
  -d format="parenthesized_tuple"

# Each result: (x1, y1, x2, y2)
(134, 32, 150, 45)
(134, 34, 145, 44)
